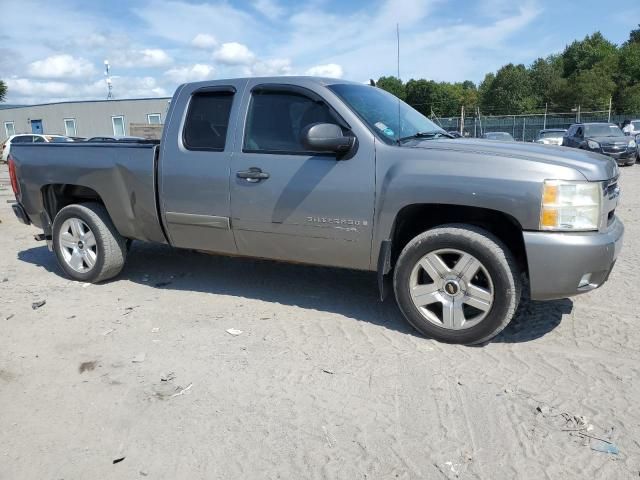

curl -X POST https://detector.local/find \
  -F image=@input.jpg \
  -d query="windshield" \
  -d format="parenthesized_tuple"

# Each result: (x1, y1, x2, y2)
(484, 132, 514, 140)
(47, 136, 74, 143)
(632, 121, 640, 131)
(539, 131, 565, 139)
(584, 124, 624, 137)
(328, 84, 444, 144)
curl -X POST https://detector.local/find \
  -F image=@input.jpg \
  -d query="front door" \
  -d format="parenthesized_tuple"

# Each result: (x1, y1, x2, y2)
(30, 120, 43, 134)
(158, 83, 245, 254)
(229, 82, 376, 270)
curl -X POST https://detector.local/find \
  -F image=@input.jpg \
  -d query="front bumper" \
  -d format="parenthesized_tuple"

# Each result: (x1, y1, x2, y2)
(12, 202, 31, 225)
(596, 148, 636, 164)
(524, 218, 624, 300)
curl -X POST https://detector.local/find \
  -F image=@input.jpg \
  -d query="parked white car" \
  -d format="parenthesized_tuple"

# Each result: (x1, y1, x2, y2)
(1, 134, 73, 163)
(534, 128, 567, 145)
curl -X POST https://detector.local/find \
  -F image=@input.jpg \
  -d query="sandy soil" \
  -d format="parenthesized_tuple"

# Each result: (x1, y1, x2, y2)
(1, 163, 639, 479)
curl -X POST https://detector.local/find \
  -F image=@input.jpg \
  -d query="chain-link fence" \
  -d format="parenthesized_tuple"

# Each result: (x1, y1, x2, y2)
(434, 111, 640, 142)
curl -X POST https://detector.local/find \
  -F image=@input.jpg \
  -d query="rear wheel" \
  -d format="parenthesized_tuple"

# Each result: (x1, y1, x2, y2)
(52, 203, 127, 283)
(393, 224, 521, 344)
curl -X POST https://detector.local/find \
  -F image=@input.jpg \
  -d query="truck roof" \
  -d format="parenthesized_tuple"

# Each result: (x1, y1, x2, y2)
(181, 76, 362, 89)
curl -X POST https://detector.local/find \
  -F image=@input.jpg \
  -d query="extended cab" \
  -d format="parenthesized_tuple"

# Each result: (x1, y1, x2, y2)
(9, 77, 624, 344)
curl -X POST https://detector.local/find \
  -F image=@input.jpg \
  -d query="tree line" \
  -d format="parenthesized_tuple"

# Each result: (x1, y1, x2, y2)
(376, 25, 640, 118)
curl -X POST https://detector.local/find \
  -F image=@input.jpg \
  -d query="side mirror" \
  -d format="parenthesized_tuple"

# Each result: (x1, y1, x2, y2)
(301, 123, 354, 154)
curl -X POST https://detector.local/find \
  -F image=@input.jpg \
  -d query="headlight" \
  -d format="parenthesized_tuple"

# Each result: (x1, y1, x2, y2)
(587, 140, 600, 149)
(629, 139, 637, 148)
(540, 180, 601, 231)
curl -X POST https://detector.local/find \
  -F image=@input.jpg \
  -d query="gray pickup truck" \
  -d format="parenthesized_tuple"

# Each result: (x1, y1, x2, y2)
(9, 77, 624, 344)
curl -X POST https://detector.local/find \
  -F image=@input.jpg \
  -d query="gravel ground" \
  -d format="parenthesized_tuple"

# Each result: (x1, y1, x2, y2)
(1, 163, 639, 479)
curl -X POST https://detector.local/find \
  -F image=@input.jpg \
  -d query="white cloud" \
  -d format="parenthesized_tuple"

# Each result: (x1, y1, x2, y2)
(133, 0, 262, 46)
(164, 64, 215, 83)
(111, 48, 173, 68)
(191, 33, 218, 49)
(27, 54, 97, 79)
(5, 75, 168, 104)
(138, 49, 173, 67)
(305, 63, 344, 79)
(214, 42, 256, 65)
(252, 0, 285, 20)
(246, 58, 292, 76)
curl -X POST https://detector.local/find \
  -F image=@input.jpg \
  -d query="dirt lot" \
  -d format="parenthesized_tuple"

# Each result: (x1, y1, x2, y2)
(1, 163, 639, 479)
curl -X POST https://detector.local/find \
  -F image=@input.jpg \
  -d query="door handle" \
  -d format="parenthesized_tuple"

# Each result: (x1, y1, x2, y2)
(236, 167, 270, 183)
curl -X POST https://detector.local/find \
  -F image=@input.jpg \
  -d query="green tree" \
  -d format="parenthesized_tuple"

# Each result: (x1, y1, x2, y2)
(568, 68, 616, 110)
(375, 76, 406, 100)
(616, 84, 640, 113)
(562, 32, 618, 77)
(479, 64, 536, 114)
(529, 55, 566, 106)
(628, 24, 640, 45)
(0, 80, 6, 103)
(618, 41, 640, 86)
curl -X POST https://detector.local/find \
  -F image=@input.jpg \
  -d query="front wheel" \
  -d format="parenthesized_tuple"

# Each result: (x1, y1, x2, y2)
(393, 224, 521, 345)
(52, 202, 127, 283)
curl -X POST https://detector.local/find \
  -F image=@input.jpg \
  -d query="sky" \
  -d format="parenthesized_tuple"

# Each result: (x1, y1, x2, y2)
(1, 0, 638, 104)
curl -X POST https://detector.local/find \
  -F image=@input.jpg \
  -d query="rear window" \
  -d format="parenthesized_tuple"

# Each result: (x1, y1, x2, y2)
(183, 91, 234, 151)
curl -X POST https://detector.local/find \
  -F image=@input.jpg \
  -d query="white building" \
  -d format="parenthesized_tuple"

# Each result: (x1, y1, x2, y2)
(0, 97, 171, 142)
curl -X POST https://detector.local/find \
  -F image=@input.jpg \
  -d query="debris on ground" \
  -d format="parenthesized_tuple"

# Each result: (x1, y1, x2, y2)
(139, 471, 149, 476)
(31, 300, 46, 310)
(103, 328, 115, 336)
(226, 328, 243, 336)
(5, 314, 14, 321)
(82, 283, 91, 288)
(171, 383, 193, 397)
(161, 372, 175, 382)
(132, 353, 146, 363)
(151, 327, 160, 333)
(590, 439, 620, 455)
(78, 361, 97, 373)
(122, 306, 140, 316)
(322, 426, 335, 448)
(2, 278, 8, 282)
(535, 405, 552, 417)
(322, 369, 335, 375)
(112, 457, 126, 464)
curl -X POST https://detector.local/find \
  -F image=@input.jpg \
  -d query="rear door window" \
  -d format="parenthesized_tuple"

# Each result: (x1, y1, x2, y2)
(13, 135, 33, 143)
(183, 91, 234, 151)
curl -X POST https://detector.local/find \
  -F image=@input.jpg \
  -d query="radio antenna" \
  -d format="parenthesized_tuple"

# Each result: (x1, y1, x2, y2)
(396, 23, 401, 144)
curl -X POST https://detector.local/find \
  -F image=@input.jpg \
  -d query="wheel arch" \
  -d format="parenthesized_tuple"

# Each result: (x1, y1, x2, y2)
(387, 203, 528, 278)
(41, 184, 109, 235)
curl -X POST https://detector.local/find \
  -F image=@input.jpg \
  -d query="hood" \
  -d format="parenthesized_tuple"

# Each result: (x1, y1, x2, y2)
(406, 138, 617, 181)
(586, 136, 630, 145)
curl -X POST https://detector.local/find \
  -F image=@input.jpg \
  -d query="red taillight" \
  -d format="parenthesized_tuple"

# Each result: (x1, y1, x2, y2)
(8, 154, 20, 197)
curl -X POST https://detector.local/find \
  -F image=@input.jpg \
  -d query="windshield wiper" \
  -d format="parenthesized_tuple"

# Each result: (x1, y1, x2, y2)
(397, 131, 452, 143)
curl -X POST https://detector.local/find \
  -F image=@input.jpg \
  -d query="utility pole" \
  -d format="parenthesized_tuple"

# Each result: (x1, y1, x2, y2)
(460, 105, 465, 135)
(608, 97, 612, 123)
(522, 116, 526, 141)
(577, 105, 581, 123)
(543, 102, 548, 129)
(104, 60, 113, 100)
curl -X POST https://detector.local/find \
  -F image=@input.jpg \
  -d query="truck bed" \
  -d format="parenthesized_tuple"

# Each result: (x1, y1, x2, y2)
(11, 142, 167, 244)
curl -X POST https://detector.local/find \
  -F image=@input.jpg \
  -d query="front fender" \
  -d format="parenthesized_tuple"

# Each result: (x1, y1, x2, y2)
(371, 143, 584, 268)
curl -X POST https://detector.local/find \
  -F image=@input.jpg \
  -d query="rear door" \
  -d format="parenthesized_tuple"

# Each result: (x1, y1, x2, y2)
(158, 82, 245, 253)
(229, 81, 376, 270)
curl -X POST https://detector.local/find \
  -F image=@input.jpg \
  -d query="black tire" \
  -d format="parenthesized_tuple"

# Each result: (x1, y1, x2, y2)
(52, 202, 127, 283)
(393, 224, 521, 345)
